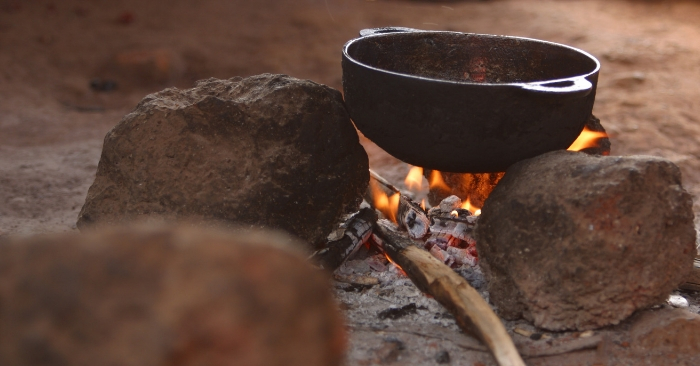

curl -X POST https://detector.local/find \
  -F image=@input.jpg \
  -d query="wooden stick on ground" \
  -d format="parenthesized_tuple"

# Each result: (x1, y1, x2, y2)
(373, 220, 526, 366)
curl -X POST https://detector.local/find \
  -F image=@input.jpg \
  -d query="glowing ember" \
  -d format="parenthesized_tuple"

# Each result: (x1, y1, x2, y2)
(405, 166, 424, 191)
(568, 127, 608, 152)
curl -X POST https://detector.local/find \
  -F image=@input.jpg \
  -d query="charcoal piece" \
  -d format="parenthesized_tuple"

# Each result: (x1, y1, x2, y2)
(438, 195, 462, 212)
(0, 225, 345, 366)
(397, 195, 430, 239)
(476, 151, 696, 331)
(335, 282, 372, 293)
(77, 74, 368, 248)
(378, 303, 418, 320)
(311, 208, 377, 271)
(435, 350, 451, 364)
(446, 247, 476, 267)
(376, 337, 405, 364)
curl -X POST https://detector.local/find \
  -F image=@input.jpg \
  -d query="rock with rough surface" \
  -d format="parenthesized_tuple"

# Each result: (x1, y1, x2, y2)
(77, 74, 368, 248)
(0, 225, 346, 366)
(476, 151, 696, 331)
(628, 308, 700, 362)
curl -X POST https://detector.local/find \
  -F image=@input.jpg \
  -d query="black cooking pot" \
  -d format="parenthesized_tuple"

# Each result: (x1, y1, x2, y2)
(342, 27, 600, 173)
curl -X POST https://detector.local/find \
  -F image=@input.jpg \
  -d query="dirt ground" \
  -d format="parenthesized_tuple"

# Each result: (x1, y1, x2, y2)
(2, 0, 700, 364)
(2, 0, 700, 236)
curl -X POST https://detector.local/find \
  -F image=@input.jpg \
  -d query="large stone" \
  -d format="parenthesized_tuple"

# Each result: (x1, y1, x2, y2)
(0, 225, 346, 366)
(476, 151, 696, 331)
(629, 308, 700, 359)
(77, 74, 369, 248)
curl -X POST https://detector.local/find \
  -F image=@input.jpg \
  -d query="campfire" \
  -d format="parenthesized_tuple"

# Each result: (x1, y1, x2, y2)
(312, 124, 613, 366)
(364, 123, 610, 271)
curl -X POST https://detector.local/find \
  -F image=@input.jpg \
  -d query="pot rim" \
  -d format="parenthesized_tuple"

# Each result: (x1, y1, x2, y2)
(342, 29, 601, 89)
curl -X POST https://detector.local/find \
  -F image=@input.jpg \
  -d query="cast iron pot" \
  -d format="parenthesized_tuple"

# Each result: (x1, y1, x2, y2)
(342, 27, 600, 173)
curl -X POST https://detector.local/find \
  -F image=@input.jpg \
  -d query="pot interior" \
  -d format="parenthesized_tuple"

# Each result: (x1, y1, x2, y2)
(346, 32, 598, 84)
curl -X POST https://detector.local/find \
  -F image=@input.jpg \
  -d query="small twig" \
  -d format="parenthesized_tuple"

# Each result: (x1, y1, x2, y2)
(369, 169, 400, 194)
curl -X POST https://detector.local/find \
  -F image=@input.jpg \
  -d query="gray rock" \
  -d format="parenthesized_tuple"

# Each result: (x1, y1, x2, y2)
(77, 74, 368, 248)
(0, 225, 346, 366)
(476, 151, 696, 331)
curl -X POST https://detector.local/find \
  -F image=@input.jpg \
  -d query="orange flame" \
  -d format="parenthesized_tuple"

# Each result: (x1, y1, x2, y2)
(384, 253, 406, 275)
(429, 170, 450, 192)
(404, 166, 424, 191)
(370, 179, 399, 223)
(568, 127, 608, 152)
(460, 198, 482, 216)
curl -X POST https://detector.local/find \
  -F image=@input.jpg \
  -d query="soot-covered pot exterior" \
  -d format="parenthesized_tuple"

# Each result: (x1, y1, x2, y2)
(342, 28, 600, 173)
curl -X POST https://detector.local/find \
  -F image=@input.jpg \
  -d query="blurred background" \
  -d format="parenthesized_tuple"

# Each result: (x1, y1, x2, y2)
(1, 0, 700, 235)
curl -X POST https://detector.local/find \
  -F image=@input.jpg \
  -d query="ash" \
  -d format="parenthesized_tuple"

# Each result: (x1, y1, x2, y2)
(334, 251, 499, 365)
(334, 250, 700, 366)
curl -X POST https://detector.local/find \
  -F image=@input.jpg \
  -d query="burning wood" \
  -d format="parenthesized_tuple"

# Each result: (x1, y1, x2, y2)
(310, 208, 377, 271)
(372, 219, 526, 366)
(397, 195, 430, 239)
(367, 170, 478, 267)
(368, 169, 430, 239)
(424, 195, 479, 267)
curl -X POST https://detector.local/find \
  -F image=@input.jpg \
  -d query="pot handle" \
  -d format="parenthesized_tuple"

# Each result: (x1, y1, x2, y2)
(359, 27, 420, 37)
(520, 77, 592, 99)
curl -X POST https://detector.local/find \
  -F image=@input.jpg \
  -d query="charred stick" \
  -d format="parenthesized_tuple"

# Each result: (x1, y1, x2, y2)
(397, 195, 430, 239)
(373, 220, 525, 366)
(310, 208, 377, 271)
(366, 169, 430, 239)
(369, 168, 400, 194)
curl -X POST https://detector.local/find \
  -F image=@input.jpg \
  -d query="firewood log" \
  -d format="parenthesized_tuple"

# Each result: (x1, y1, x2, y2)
(310, 208, 377, 271)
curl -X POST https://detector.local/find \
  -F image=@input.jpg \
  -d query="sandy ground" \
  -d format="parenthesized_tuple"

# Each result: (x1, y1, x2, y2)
(2, 0, 700, 236)
(2, 1, 700, 364)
